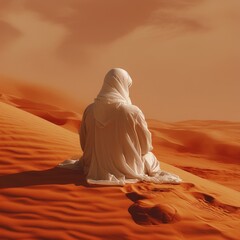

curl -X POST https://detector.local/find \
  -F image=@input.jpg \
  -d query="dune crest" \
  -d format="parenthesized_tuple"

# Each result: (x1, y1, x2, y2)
(0, 93, 81, 132)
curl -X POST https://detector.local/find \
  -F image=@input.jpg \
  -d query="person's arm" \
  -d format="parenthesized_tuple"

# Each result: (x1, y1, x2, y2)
(79, 109, 87, 152)
(135, 110, 153, 155)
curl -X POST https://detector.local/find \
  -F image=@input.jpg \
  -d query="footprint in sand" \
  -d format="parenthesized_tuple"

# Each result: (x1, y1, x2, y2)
(122, 182, 240, 225)
(122, 183, 181, 225)
(191, 191, 240, 215)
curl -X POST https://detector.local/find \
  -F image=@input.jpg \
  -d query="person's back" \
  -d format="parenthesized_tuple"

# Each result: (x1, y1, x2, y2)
(80, 101, 153, 182)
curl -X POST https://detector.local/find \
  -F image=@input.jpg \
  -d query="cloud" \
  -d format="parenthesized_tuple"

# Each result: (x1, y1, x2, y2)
(0, 20, 21, 48)
(0, 0, 207, 62)
(0, 0, 12, 11)
(21, 0, 206, 59)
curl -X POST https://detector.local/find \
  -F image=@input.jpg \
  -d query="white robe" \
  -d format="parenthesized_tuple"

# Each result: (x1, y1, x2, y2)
(58, 68, 182, 185)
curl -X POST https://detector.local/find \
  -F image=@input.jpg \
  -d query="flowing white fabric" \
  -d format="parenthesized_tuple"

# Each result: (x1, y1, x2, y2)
(58, 68, 182, 185)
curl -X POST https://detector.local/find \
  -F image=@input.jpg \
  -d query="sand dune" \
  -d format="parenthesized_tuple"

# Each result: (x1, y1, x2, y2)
(1, 93, 240, 191)
(148, 119, 240, 191)
(148, 119, 240, 162)
(0, 93, 81, 132)
(0, 101, 240, 239)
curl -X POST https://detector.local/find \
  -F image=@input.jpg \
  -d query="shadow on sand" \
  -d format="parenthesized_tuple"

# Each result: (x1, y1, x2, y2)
(0, 167, 125, 189)
(0, 167, 89, 188)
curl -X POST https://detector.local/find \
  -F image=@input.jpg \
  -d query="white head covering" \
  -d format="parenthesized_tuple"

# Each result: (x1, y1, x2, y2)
(93, 68, 132, 127)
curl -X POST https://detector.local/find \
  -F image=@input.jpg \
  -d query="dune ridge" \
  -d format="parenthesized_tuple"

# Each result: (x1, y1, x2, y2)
(0, 93, 81, 132)
(0, 101, 240, 239)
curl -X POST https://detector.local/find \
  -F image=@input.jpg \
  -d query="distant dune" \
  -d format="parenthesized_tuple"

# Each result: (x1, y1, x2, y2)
(148, 119, 240, 191)
(0, 76, 84, 123)
(0, 93, 81, 132)
(0, 101, 240, 239)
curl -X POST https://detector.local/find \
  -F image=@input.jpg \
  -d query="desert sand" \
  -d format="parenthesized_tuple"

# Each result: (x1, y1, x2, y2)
(0, 92, 81, 133)
(0, 98, 240, 239)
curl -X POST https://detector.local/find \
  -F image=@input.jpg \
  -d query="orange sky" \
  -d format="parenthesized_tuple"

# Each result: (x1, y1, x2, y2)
(0, 0, 239, 121)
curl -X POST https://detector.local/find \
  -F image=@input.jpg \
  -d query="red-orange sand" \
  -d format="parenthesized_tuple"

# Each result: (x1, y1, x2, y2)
(148, 119, 240, 192)
(0, 99, 240, 239)
(0, 93, 81, 132)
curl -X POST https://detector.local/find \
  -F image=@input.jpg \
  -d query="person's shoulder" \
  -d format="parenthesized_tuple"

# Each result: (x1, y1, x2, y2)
(83, 103, 94, 115)
(119, 104, 142, 117)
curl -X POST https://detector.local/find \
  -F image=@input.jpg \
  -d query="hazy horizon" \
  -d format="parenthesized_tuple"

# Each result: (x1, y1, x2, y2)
(0, 0, 239, 122)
